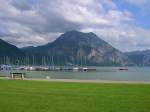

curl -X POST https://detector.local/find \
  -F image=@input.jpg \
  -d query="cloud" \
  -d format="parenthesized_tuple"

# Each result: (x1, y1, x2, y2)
(0, 0, 149, 51)
(11, 0, 33, 11)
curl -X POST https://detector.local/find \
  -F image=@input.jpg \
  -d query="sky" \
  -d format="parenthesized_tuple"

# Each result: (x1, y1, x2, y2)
(0, 0, 150, 52)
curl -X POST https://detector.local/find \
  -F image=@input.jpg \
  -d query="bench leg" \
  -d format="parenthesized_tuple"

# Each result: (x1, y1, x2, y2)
(22, 74, 24, 80)
(11, 74, 13, 80)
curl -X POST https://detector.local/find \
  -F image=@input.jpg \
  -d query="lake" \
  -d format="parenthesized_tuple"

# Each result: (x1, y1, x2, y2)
(0, 67, 150, 81)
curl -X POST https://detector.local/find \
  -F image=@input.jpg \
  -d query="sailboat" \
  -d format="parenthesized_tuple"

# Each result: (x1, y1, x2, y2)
(73, 56, 96, 72)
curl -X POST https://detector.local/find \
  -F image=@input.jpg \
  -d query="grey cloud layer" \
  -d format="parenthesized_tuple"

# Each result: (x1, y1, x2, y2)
(0, 0, 149, 51)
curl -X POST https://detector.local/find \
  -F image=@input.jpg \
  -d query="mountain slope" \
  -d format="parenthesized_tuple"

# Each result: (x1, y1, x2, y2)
(126, 50, 150, 66)
(0, 39, 24, 57)
(23, 31, 130, 66)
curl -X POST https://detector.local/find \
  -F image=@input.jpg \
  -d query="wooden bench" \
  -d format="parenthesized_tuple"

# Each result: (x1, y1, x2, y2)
(10, 72, 26, 80)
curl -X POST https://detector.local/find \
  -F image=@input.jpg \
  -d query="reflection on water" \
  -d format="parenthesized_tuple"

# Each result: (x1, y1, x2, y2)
(0, 67, 150, 81)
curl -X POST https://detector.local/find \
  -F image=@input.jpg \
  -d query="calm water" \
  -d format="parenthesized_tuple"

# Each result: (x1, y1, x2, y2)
(0, 67, 150, 81)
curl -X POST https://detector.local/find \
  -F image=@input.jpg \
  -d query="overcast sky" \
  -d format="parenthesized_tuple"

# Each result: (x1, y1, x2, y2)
(0, 0, 150, 51)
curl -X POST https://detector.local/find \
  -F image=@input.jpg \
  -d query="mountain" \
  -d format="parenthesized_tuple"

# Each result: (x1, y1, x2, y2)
(126, 50, 150, 66)
(23, 31, 130, 66)
(0, 39, 24, 57)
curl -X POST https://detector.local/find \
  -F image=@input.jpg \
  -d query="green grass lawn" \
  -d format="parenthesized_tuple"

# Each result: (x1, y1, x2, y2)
(0, 80, 150, 112)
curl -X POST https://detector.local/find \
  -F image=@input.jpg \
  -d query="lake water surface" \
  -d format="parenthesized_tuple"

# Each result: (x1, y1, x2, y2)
(0, 67, 150, 81)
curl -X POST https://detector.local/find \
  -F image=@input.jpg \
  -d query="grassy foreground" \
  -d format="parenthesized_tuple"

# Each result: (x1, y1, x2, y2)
(0, 80, 150, 112)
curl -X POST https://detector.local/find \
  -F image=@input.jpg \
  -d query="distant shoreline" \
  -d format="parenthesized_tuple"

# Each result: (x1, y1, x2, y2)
(1, 77, 150, 84)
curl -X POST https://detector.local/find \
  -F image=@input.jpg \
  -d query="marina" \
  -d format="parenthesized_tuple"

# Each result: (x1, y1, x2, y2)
(1, 67, 150, 81)
(0, 55, 97, 72)
(1, 57, 149, 82)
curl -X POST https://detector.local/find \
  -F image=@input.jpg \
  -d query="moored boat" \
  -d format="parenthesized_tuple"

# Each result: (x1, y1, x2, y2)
(119, 68, 128, 71)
